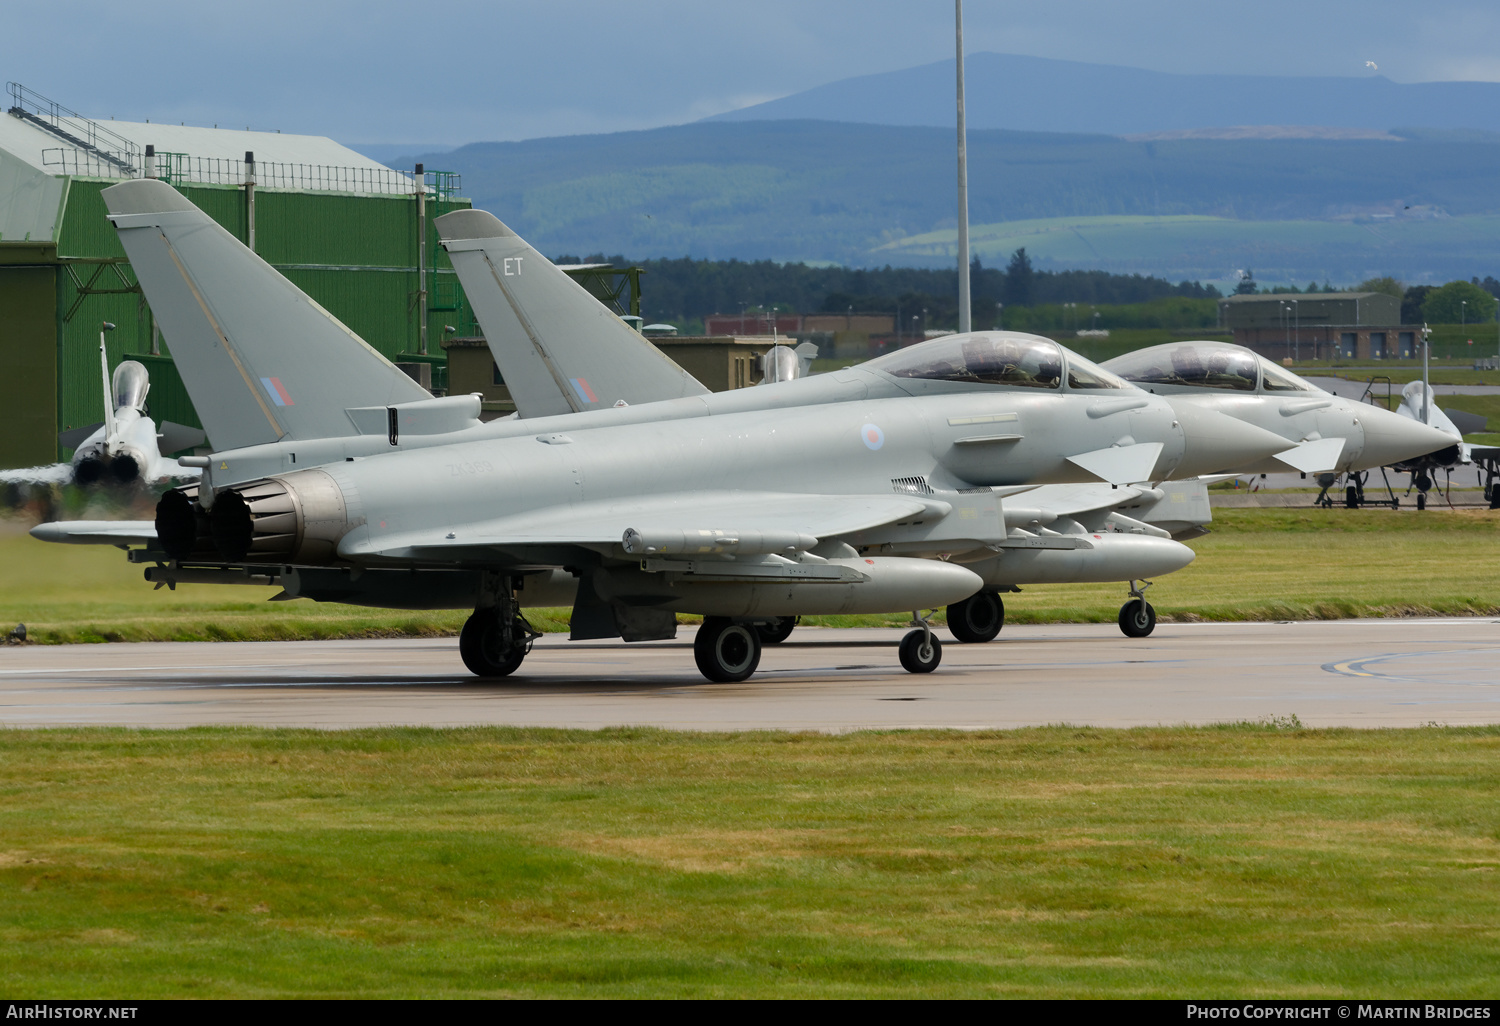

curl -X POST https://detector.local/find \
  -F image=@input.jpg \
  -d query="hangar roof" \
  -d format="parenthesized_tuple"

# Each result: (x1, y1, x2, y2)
(0, 111, 392, 176)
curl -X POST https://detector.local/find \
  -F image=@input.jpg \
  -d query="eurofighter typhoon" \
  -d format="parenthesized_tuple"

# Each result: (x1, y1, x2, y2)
(435, 211, 1454, 643)
(35, 180, 1297, 682)
(2, 328, 204, 489)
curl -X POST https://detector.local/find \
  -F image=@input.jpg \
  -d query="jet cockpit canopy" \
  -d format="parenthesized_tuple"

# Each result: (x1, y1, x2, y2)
(868, 332, 1129, 391)
(1106, 341, 1319, 394)
(112, 360, 150, 412)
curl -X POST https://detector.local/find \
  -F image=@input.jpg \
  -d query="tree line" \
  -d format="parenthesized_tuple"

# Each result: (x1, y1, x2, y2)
(558, 248, 1500, 330)
(557, 248, 1221, 331)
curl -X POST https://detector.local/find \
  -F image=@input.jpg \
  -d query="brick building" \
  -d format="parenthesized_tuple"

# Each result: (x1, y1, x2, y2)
(1221, 292, 1418, 361)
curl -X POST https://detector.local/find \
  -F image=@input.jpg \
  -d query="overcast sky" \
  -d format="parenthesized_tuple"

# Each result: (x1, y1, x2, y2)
(5, 0, 1500, 147)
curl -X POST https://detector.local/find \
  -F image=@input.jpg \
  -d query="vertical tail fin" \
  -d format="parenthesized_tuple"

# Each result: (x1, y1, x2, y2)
(98, 328, 117, 447)
(436, 209, 708, 417)
(102, 179, 430, 450)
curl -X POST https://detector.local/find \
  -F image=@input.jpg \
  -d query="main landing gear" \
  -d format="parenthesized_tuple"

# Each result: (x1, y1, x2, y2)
(459, 573, 540, 678)
(1118, 579, 1156, 638)
(694, 611, 944, 682)
(947, 590, 1004, 643)
(755, 616, 799, 644)
(694, 617, 762, 682)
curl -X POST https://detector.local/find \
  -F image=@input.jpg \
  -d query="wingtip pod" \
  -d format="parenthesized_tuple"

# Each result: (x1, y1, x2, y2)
(101, 178, 198, 217)
(434, 208, 517, 241)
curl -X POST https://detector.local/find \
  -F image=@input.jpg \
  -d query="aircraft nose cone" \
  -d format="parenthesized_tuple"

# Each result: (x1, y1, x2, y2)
(1359, 404, 1464, 468)
(1164, 399, 1297, 477)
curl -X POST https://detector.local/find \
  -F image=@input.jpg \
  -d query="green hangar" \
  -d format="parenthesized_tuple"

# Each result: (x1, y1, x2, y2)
(0, 83, 472, 470)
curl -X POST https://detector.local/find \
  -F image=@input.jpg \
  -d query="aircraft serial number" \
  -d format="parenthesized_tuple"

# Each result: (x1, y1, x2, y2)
(448, 461, 495, 475)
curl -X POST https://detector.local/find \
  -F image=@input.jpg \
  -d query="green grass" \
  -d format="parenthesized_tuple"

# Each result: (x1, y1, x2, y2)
(5, 506, 1500, 643)
(1, 725, 1496, 997)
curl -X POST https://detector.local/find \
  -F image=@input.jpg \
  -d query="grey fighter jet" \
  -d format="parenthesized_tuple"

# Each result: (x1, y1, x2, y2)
(1387, 381, 1500, 509)
(436, 210, 1295, 641)
(35, 180, 1294, 682)
(2, 328, 204, 489)
(1105, 342, 1458, 477)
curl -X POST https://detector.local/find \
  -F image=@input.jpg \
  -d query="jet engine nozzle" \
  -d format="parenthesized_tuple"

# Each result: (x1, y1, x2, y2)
(110, 450, 143, 484)
(155, 485, 215, 561)
(74, 457, 105, 485)
(1166, 399, 1298, 478)
(208, 470, 350, 563)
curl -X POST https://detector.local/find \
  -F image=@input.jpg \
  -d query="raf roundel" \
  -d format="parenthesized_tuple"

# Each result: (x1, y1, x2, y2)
(861, 423, 884, 450)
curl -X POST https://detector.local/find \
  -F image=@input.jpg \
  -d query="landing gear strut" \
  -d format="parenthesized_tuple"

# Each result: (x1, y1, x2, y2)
(947, 590, 1004, 643)
(459, 572, 538, 678)
(899, 611, 942, 673)
(1118, 579, 1156, 638)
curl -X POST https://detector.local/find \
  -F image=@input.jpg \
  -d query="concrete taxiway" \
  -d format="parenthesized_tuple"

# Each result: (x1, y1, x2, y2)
(1, 619, 1497, 731)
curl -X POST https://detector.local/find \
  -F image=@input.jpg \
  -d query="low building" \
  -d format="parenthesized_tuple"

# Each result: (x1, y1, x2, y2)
(445, 334, 785, 409)
(1221, 292, 1417, 360)
(440, 337, 515, 419)
(703, 313, 901, 359)
(648, 336, 781, 391)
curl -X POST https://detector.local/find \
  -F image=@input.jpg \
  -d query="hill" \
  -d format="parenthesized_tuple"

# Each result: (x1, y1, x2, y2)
(401, 120, 1500, 280)
(707, 53, 1500, 136)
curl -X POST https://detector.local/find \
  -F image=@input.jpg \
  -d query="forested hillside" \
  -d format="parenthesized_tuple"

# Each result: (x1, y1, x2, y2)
(401, 121, 1500, 279)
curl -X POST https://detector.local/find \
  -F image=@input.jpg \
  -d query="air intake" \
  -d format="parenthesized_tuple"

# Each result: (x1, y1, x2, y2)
(891, 476, 934, 496)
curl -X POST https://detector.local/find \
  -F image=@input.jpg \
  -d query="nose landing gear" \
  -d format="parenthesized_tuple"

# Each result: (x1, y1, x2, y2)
(899, 611, 942, 673)
(1118, 579, 1157, 638)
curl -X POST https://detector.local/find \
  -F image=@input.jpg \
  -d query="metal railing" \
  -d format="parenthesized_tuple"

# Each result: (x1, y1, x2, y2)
(37, 148, 442, 196)
(8, 82, 140, 175)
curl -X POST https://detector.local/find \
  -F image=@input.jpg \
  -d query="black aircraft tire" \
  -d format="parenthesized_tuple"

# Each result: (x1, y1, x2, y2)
(1119, 600, 1157, 638)
(1417, 493, 1427, 511)
(755, 617, 798, 644)
(694, 618, 762, 683)
(1345, 485, 1359, 509)
(947, 591, 1004, 643)
(459, 612, 527, 678)
(899, 630, 942, 673)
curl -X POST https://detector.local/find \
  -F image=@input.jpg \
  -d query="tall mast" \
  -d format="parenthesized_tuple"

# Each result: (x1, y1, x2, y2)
(955, 0, 971, 334)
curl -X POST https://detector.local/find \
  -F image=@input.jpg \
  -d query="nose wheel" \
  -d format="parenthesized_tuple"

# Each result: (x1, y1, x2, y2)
(1118, 580, 1157, 638)
(899, 612, 943, 673)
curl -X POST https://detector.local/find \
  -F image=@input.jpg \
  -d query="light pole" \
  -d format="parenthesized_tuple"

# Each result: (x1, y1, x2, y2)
(955, 0, 971, 334)
(1290, 298, 1299, 362)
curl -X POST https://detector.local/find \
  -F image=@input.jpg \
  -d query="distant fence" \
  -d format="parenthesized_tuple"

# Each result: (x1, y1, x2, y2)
(40, 148, 438, 196)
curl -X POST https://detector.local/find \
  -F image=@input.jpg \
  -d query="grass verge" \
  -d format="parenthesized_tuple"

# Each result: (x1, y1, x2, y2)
(1, 725, 1496, 998)
(4, 507, 1498, 643)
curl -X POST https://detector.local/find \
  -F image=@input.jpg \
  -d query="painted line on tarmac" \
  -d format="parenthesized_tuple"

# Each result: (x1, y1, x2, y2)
(1323, 650, 1500, 686)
